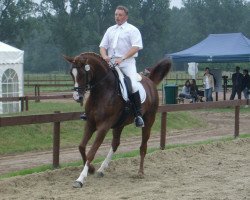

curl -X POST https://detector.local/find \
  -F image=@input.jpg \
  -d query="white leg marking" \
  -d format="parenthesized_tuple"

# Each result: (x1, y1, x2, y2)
(97, 148, 114, 173)
(76, 163, 89, 184)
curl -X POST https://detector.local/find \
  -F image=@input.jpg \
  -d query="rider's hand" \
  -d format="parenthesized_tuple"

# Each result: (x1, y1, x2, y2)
(103, 56, 111, 63)
(115, 58, 123, 65)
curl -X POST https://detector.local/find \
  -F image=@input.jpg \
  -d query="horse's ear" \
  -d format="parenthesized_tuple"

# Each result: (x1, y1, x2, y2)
(63, 55, 74, 63)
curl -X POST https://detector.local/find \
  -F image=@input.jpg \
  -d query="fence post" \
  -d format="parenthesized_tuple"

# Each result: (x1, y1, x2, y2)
(35, 85, 40, 102)
(27, 74, 30, 87)
(20, 97, 24, 112)
(160, 112, 167, 150)
(25, 96, 29, 111)
(35, 85, 38, 102)
(38, 85, 40, 102)
(234, 105, 240, 138)
(53, 111, 61, 168)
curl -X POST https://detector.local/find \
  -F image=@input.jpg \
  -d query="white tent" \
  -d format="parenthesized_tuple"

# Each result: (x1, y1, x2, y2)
(0, 41, 24, 114)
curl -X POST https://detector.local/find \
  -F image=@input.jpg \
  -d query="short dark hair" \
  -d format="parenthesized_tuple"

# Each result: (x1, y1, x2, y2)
(116, 5, 129, 15)
(236, 66, 240, 72)
(205, 67, 210, 70)
(243, 69, 249, 74)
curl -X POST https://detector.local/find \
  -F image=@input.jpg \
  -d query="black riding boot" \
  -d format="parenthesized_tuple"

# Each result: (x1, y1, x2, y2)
(80, 113, 87, 120)
(129, 91, 145, 128)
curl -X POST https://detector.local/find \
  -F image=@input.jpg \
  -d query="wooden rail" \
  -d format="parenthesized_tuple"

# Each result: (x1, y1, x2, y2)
(0, 99, 249, 168)
(0, 111, 83, 168)
(0, 97, 29, 111)
(0, 95, 74, 111)
(24, 79, 72, 87)
(157, 99, 249, 149)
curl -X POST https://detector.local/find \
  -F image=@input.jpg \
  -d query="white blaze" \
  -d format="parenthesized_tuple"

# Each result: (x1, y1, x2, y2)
(72, 68, 80, 101)
(72, 68, 79, 88)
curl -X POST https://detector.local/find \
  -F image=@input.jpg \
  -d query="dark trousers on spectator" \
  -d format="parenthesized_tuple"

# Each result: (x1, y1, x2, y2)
(230, 87, 242, 100)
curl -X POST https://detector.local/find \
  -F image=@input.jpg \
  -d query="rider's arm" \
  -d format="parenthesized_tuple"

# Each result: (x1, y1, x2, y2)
(100, 47, 110, 63)
(115, 47, 140, 65)
(122, 47, 140, 60)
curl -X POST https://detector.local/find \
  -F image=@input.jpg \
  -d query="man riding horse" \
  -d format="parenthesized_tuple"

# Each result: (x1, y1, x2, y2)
(64, 5, 171, 189)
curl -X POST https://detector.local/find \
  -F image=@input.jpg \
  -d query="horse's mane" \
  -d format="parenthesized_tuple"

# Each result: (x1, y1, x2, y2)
(79, 52, 109, 69)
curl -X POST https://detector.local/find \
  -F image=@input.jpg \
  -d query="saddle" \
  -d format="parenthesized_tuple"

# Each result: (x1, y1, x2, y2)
(111, 67, 146, 128)
(113, 66, 146, 103)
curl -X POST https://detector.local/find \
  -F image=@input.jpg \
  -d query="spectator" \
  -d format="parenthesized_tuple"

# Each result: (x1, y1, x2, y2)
(230, 66, 244, 100)
(242, 69, 250, 107)
(179, 80, 191, 99)
(190, 79, 199, 103)
(203, 67, 214, 102)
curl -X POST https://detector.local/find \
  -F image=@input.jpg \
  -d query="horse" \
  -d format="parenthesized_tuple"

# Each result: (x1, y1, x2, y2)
(64, 52, 171, 188)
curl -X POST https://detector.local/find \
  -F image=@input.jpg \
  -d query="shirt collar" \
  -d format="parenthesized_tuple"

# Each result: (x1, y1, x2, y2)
(116, 21, 127, 29)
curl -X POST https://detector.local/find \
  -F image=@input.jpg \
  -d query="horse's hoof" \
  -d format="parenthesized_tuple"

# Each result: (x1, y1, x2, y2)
(72, 181, 83, 188)
(96, 171, 104, 178)
(88, 164, 95, 174)
(138, 171, 144, 178)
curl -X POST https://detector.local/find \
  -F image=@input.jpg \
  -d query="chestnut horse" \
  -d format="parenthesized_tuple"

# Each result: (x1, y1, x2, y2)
(64, 52, 171, 188)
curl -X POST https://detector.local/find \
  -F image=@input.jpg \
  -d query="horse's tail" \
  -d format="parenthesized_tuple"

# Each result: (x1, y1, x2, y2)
(148, 58, 172, 85)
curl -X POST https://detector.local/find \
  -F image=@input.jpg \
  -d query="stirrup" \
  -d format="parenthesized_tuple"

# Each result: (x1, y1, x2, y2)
(134, 116, 144, 128)
(80, 113, 87, 120)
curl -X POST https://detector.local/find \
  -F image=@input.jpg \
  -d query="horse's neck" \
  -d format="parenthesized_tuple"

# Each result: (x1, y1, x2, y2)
(90, 65, 116, 93)
(85, 54, 117, 96)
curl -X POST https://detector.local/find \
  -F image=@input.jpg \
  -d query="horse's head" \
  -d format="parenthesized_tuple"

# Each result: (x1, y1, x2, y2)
(64, 54, 91, 103)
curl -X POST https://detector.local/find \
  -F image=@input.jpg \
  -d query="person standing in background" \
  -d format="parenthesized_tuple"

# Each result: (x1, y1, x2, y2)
(190, 79, 199, 103)
(203, 67, 214, 102)
(230, 66, 244, 100)
(242, 69, 250, 107)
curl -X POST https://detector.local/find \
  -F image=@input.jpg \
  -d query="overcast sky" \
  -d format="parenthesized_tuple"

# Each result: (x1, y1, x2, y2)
(170, 0, 183, 8)
(170, 0, 250, 8)
(33, 0, 248, 9)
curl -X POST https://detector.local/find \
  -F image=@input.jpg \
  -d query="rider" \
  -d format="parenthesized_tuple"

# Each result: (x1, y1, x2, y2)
(99, 5, 144, 127)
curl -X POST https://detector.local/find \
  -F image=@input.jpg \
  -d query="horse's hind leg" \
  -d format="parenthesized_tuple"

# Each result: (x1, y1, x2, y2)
(97, 126, 124, 177)
(138, 113, 155, 175)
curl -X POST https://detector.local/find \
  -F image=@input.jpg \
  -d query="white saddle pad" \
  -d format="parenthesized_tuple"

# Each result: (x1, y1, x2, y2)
(115, 67, 146, 103)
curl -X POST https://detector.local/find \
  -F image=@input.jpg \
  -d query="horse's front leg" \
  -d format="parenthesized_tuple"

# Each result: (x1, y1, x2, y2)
(73, 123, 95, 188)
(73, 127, 109, 188)
(97, 126, 124, 177)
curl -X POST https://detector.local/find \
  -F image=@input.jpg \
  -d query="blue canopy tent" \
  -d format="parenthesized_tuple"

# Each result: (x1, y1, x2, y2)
(167, 33, 250, 63)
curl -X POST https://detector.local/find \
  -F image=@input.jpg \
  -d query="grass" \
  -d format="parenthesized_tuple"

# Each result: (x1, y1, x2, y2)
(0, 101, 204, 155)
(196, 106, 250, 114)
(1, 133, 249, 180)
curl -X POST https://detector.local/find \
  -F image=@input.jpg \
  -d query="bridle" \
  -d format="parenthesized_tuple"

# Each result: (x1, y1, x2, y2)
(72, 64, 91, 95)
(72, 62, 117, 95)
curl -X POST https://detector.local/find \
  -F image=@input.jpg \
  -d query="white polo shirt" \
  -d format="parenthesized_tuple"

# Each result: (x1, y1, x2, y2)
(99, 21, 143, 58)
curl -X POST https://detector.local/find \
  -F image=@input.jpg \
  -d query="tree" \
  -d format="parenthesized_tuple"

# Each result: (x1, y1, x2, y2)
(138, 0, 171, 69)
(0, 0, 38, 46)
(2, 0, 250, 73)
(182, 0, 246, 38)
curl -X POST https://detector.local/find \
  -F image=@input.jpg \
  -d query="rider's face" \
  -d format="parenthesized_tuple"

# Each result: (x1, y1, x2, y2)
(115, 9, 128, 25)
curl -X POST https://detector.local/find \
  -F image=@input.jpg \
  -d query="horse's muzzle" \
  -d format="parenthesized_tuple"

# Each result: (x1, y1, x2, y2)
(73, 91, 84, 103)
